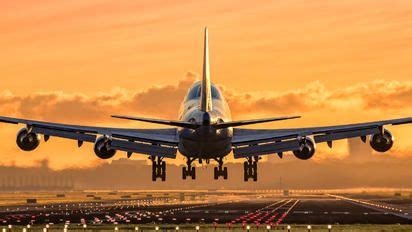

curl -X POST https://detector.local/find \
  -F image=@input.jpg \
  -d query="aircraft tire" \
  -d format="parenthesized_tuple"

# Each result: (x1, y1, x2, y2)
(223, 167, 228, 180)
(182, 167, 187, 180)
(191, 167, 196, 179)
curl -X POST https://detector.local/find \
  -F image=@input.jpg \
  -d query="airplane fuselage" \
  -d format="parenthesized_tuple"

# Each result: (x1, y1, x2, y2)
(177, 81, 233, 159)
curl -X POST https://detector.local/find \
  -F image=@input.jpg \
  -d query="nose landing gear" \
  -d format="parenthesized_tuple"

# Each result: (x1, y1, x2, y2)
(151, 156, 166, 182)
(182, 158, 196, 180)
(213, 157, 228, 180)
(244, 156, 259, 182)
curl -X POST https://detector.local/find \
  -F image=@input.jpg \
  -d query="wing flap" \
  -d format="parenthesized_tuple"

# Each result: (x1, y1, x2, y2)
(110, 140, 177, 158)
(32, 127, 97, 143)
(314, 127, 380, 143)
(233, 139, 301, 158)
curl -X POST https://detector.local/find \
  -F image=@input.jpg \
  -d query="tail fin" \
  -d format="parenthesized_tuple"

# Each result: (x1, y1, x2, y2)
(200, 27, 213, 112)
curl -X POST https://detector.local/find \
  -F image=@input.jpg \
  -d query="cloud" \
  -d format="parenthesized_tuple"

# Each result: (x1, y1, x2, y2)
(224, 79, 412, 116)
(0, 73, 196, 123)
(0, 78, 411, 125)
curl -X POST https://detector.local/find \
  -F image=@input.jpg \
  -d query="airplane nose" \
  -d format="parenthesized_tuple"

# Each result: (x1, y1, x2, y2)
(202, 112, 211, 126)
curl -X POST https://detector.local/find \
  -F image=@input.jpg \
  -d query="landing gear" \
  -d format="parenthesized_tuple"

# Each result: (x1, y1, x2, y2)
(244, 157, 258, 182)
(151, 156, 166, 182)
(213, 158, 228, 180)
(182, 158, 196, 180)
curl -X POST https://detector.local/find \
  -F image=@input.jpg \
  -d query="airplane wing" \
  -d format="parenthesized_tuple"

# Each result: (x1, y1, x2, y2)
(0, 116, 179, 158)
(232, 117, 412, 158)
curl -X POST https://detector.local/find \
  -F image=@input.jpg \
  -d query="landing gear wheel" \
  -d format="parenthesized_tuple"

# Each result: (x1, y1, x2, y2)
(182, 158, 196, 180)
(152, 162, 157, 181)
(243, 162, 248, 181)
(182, 167, 187, 180)
(213, 158, 228, 180)
(243, 157, 258, 182)
(161, 161, 166, 181)
(223, 167, 228, 180)
(151, 156, 166, 182)
(191, 167, 196, 179)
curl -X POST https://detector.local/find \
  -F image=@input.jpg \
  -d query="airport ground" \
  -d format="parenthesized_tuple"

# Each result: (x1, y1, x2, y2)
(0, 190, 411, 231)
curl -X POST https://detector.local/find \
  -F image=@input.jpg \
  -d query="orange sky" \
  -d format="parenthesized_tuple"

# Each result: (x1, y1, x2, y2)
(1, 0, 412, 169)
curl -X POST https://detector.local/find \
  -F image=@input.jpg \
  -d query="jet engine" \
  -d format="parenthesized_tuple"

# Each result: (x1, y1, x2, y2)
(16, 128, 40, 151)
(370, 129, 394, 152)
(293, 137, 316, 160)
(94, 136, 116, 159)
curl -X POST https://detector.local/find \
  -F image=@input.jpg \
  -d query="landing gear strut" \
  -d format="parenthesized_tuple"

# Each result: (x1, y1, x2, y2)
(182, 158, 196, 180)
(244, 156, 258, 182)
(151, 156, 166, 182)
(213, 158, 228, 180)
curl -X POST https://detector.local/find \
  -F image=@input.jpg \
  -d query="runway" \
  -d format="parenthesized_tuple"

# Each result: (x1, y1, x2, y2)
(0, 191, 411, 226)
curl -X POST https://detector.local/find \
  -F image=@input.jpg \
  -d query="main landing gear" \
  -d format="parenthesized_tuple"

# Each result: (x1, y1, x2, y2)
(244, 156, 259, 182)
(151, 156, 166, 182)
(213, 157, 228, 180)
(182, 158, 196, 180)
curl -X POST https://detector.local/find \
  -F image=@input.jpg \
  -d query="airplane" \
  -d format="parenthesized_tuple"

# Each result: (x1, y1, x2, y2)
(0, 28, 411, 182)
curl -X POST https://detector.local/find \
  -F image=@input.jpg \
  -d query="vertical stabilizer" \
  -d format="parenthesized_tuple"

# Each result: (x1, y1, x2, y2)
(200, 27, 213, 112)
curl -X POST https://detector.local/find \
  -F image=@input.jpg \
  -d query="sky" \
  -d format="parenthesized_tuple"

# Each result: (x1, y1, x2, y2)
(0, 0, 412, 169)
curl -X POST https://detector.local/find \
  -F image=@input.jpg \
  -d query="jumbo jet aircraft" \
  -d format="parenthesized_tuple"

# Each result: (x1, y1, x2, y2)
(1, 28, 411, 181)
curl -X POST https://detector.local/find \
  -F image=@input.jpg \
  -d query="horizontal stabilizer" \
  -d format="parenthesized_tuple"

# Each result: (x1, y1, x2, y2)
(111, 115, 200, 129)
(212, 116, 301, 129)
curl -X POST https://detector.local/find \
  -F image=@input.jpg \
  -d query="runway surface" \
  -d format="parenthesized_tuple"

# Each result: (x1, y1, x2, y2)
(0, 191, 411, 226)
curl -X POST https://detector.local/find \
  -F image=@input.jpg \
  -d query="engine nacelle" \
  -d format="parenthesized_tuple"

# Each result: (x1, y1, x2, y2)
(293, 137, 316, 160)
(370, 129, 394, 153)
(16, 128, 40, 151)
(94, 136, 116, 159)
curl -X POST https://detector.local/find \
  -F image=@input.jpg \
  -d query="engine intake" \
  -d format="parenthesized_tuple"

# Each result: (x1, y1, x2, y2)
(94, 136, 116, 159)
(16, 128, 40, 151)
(293, 137, 316, 160)
(370, 129, 394, 153)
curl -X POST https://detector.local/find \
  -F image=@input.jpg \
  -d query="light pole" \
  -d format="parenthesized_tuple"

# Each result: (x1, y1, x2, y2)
(175, 226, 179, 231)
(196, 225, 200, 232)
(266, 225, 271, 231)
(328, 225, 332, 232)
(287, 225, 291, 232)
(307, 225, 311, 232)
(246, 225, 251, 232)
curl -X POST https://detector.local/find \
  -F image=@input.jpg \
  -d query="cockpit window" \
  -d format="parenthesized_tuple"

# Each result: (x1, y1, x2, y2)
(186, 83, 222, 101)
(211, 85, 222, 99)
(187, 84, 201, 100)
